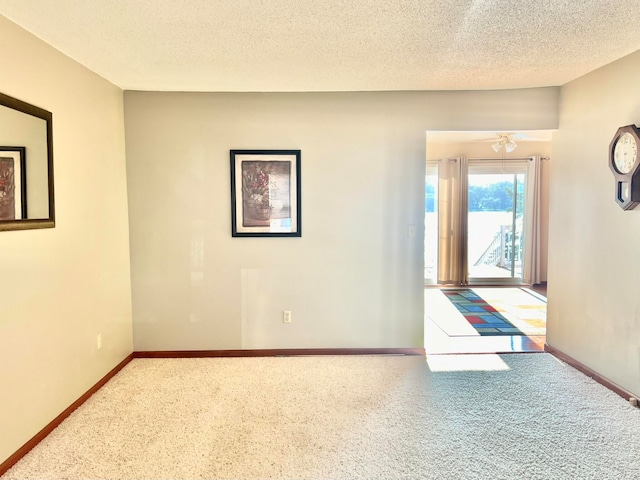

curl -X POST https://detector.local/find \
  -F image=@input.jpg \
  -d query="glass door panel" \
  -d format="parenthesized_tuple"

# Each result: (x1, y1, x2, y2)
(424, 164, 439, 284)
(467, 165, 526, 283)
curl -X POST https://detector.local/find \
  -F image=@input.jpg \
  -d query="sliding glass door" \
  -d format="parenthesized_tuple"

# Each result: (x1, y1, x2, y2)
(425, 158, 529, 285)
(467, 162, 526, 283)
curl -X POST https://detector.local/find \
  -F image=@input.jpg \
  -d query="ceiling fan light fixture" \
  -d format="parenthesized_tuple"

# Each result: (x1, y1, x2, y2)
(491, 134, 518, 153)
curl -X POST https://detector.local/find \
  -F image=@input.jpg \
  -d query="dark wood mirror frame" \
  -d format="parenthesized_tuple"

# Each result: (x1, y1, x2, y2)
(0, 92, 55, 231)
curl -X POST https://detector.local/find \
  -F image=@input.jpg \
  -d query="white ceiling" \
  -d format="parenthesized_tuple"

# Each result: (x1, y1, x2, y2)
(1, 0, 639, 92)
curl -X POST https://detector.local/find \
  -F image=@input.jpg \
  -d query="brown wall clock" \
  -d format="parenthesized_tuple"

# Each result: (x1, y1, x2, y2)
(609, 124, 640, 210)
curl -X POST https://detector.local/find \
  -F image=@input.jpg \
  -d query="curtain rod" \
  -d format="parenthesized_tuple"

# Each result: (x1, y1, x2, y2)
(429, 157, 550, 162)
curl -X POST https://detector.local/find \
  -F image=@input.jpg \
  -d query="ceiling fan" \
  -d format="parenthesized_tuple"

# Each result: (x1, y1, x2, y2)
(491, 133, 518, 153)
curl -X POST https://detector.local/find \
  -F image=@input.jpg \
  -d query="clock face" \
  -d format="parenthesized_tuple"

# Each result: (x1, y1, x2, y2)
(614, 132, 638, 174)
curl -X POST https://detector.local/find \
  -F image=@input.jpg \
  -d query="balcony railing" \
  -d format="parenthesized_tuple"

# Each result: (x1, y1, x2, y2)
(474, 225, 522, 268)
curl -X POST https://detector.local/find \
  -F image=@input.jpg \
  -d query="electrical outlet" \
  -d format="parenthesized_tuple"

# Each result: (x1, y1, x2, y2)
(283, 311, 292, 324)
(97, 334, 102, 350)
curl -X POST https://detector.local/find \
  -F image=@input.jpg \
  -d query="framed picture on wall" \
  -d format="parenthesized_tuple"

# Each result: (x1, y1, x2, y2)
(230, 150, 301, 237)
(0, 147, 27, 221)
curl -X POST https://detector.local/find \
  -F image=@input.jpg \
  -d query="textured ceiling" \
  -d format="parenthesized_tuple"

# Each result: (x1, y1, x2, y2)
(0, 0, 639, 92)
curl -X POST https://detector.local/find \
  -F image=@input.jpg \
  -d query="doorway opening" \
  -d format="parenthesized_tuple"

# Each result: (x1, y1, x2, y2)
(424, 130, 552, 354)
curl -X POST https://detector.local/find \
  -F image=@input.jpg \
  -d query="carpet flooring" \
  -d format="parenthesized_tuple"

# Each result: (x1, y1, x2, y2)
(2, 354, 639, 480)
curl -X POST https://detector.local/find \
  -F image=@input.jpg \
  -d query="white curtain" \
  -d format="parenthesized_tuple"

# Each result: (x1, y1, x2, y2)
(435, 157, 466, 284)
(458, 157, 469, 284)
(524, 156, 542, 285)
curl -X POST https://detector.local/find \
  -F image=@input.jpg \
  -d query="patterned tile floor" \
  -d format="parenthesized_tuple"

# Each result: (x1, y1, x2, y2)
(425, 286, 547, 355)
(442, 289, 526, 336)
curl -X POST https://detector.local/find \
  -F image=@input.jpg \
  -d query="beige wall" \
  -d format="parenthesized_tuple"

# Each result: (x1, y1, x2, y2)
(0, 16, 133, 464)
(124, 88, 559, 351)
(548, 51, 640, 397)
(426, 140, 553, 281)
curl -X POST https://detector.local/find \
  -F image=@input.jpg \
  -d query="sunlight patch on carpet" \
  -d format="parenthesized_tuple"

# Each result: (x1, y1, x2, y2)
(427, 354, 511, 372)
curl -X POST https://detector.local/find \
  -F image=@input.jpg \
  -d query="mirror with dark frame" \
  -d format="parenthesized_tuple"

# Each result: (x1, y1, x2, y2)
(0, 92, 54, 231)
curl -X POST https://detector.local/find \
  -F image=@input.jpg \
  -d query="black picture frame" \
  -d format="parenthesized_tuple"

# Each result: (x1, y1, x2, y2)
(230, 150, 301, 237)
(0, 146, 27, 221)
